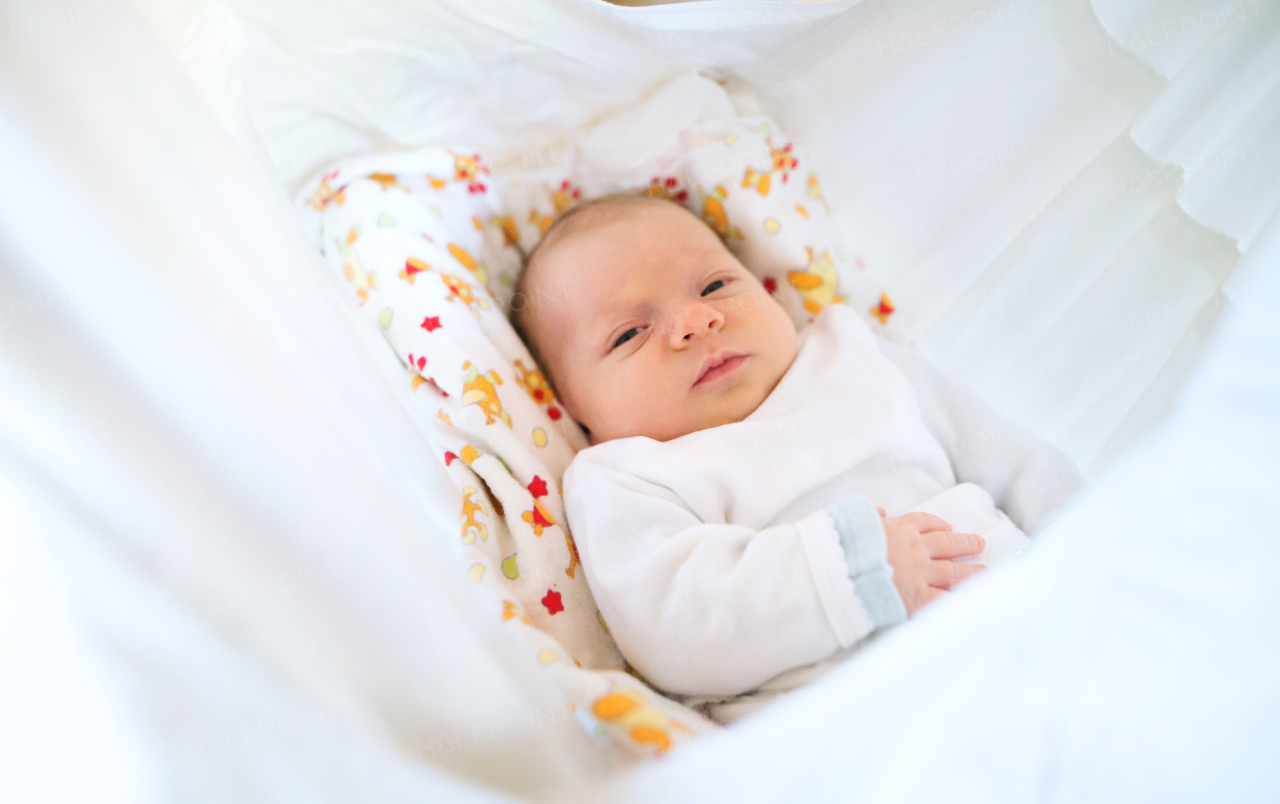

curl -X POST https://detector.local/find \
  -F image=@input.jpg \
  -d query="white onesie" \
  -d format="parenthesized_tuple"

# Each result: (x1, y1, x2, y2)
(563, 303, 1085, 723)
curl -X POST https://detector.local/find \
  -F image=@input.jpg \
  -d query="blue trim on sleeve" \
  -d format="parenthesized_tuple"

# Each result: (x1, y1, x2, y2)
(827, 496, 908, 629)
(855, 566, 907, 628)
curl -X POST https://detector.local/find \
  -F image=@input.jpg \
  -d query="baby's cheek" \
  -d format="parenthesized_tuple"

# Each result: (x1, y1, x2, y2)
(726, 289, 763, 316)
(604, 368, 653, 417)
(710, 294, 741, 316)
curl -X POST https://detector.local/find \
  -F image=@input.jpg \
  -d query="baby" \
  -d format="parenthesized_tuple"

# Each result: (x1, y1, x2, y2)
(512, 192, 1085, 723)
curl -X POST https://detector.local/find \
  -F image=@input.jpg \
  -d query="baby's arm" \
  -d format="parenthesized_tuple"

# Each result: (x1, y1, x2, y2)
(565, 463, 907, 698)
(876, 338, 1086, 535)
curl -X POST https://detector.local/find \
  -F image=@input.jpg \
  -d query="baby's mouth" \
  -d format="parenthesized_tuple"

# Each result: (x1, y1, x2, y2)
(694, 352, 748, 387)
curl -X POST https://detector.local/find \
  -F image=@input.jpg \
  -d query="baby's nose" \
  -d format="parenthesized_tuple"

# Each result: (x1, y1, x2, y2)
(669, 301, 725, 346)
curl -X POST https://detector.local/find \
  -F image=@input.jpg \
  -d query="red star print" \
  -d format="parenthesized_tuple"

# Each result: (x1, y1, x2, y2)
(444, 451, 458, 466)
(763, 277, 778, 294)
(528, 476, 548, 498)
(548, 407, 562, 420)
(542, 589, 563, 615)
(408, 354, 426, 371)
(421, 316, 441, 332)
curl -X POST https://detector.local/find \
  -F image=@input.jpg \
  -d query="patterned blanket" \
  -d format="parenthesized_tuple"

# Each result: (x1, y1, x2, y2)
(295, 112, 898, 761)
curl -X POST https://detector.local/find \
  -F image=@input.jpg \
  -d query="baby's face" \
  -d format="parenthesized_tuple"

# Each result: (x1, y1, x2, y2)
(524, 200, 798, 444)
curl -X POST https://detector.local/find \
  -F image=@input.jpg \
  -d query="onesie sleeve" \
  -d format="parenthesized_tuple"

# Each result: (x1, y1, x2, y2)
(876, 338, 1087, 536)
(564, 460, 895, 698)
(827, 495, 908, 628)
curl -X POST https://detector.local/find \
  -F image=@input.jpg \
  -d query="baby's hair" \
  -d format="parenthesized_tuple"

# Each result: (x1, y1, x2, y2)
(510, 189, 674, 382)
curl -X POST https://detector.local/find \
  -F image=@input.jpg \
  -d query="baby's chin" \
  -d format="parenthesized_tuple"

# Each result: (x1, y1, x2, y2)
(583, 356, 790, 443)
(611, 391, 767, 443)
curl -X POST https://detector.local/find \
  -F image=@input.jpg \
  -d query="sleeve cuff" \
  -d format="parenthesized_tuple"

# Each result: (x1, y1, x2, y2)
(826, 496, 908, 629)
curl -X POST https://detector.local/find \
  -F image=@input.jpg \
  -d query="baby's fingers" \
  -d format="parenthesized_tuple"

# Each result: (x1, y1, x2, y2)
(898, 511, 953, 534)
(925, 529, 985, 559)
(928, 559, 987, 590)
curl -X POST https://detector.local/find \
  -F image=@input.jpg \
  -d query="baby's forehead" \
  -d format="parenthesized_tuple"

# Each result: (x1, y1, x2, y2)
(520, 198, 723, 329)
(521, 239, 624, 328)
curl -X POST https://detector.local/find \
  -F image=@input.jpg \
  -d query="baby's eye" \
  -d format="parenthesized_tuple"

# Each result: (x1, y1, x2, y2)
(613, 327, 642, 349)
(701, 279, 727, 296)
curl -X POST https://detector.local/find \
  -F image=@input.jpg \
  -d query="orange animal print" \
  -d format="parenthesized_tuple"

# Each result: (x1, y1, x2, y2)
(491, 214, 520, 248)
(440, 272, 491, 316)
(338, 226, 376, 304)
(787, 246, 843, 315)
(447, 243, 489, 288)
(807, 172, 830, 213)
(461, 485, 489, 543)
(461, 361, 511, 427)
(564, 533, 581, 579)
(513, 359, 563, 420)
(741, 166, 771, 196)
(767, 138, 799, 183)
(449, 150, 489, 193)
(368, 172, 400, 191)
(741, 138, 799, 196)
(529, 208, 554, 234)
(700, 186, 743, 242)
(502, 599, 532, 624)
(308, 169, 341, 210)
(591, 687, 690, 755)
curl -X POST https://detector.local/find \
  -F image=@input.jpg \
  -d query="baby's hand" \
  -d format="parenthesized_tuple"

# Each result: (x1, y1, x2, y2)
(878, 509, 985, 615)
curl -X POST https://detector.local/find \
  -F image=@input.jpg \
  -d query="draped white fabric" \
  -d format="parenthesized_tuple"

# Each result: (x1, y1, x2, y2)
(216, 0, 1279, 477)
(1, 0, 1277, 801)
(0, 2, 604, 799)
